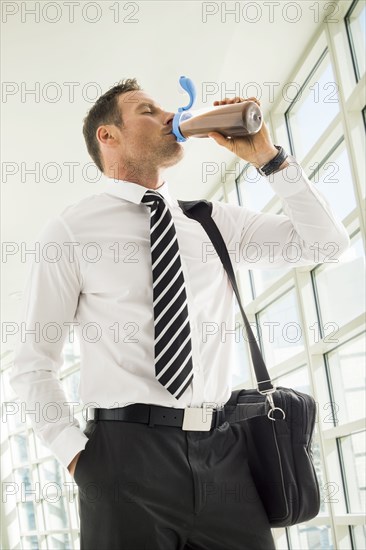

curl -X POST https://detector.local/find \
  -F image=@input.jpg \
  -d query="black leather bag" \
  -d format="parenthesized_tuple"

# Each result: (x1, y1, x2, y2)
(179, 199, 321, 527)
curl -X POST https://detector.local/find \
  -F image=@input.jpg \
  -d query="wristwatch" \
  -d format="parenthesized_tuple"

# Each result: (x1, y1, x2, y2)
(256, 145, 288, 177)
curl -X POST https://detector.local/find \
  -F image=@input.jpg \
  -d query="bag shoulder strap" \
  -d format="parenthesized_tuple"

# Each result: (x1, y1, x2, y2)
(178, 199, 273, 392)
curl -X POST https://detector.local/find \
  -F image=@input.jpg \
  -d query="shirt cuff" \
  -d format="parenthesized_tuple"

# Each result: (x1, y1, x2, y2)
(267, 154, 310, 198)
(49, 425, 89, 470)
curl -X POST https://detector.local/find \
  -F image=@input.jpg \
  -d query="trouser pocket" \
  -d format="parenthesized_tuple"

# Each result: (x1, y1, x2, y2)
(74, 420, 100, 485)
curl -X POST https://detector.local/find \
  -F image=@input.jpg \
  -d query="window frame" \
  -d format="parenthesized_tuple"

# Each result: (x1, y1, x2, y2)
(345, 0, 365, 83)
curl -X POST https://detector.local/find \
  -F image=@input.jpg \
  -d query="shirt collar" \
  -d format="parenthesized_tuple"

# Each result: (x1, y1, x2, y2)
(100, 174, 177, 208)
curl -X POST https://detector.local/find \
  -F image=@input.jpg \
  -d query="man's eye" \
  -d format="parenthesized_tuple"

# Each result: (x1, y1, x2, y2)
(143, 110, 152, 114)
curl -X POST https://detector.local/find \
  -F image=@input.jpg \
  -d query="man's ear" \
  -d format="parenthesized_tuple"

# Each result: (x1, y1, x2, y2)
(97, 125, 119, 147)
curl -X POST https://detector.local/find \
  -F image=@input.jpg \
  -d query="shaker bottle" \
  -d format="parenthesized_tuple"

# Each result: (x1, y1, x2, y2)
(172, 76, 263, 142)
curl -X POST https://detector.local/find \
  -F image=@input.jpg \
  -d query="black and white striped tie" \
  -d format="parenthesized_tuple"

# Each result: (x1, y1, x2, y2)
(141, 190, 194, 400)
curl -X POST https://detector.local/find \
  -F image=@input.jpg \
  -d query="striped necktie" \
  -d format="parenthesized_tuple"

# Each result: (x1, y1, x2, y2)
(141, 189, 194, 400)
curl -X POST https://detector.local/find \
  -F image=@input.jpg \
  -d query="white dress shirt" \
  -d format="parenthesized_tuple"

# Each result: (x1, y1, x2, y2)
(10, 155, 350, 469)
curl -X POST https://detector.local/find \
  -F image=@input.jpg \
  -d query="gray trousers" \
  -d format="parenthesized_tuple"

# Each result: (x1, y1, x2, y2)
(74, 417, 276, 550)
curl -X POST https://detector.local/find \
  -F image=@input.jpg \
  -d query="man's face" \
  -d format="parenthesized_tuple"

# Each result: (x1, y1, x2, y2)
(110, 90, 184, 174)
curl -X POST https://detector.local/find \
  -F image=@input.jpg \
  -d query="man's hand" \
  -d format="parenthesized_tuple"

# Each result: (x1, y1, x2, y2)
(68, 450, 83, 478)
(208, 96, 282, 168)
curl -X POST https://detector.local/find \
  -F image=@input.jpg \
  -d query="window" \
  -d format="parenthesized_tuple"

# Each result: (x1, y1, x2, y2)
(312, 233, 365, 333)
(309, 137, 357, 221)
(2, 340, 82, 549)
(215, 8, 365, 548)
(251, 265, 291, 297)
(325, 333, 366, 426)
(236, 162, 275, 211)
(236, 169, 290, 296)
(338, 430, 366, 514)
(351, 524, 366, 549)
(288, 524, 334, 550)
(285, 49, 340, 161)
(256, 289, 304, 366)
(345, 0, 366, 81)
(271, 365, 310, 394)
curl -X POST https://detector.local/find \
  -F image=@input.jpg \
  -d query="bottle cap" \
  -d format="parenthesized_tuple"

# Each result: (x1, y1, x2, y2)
(172, 76, 196, 142)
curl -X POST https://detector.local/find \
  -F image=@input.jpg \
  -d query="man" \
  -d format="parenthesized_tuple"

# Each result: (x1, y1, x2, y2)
(10, 78, 350, 549)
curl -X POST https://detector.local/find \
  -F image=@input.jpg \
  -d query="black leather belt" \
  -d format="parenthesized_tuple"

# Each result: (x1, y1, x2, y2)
(87, 403, 226, 431)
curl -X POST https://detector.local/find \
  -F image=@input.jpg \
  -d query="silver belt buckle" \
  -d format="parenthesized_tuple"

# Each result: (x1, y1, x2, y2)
(182, 407, 213, 431)
(86, 407, 95, 421)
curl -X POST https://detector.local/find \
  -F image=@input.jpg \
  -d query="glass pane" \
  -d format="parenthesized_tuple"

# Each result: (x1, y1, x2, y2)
(251, 266, 291, 296)
(35, 435, 53, 460)
(326, 333, 366, 424)
(257, 289, 304, 366)
(238, 164, 275, 211)
(287, 52, 340, 160)
(275, 530, 290, 550)
(11, 433, 30, 465)
(14, 467, 33, 493)
(346, 0, 366, 80)
(339, 431, 366, 514)
(43, 498, 68, 531)
(69, 490, 80, 529)
(288, 524, 334, 549)
(352, 524, 366, 549)
(38, 458, 63, 488)
(18, 501, 37, 531)
(46, 533, 72, 549)
(272, 365, 311, 394)
(310, 140, 357, 221)
(313, 234, 365, 331)
(21, 536, 39, 549)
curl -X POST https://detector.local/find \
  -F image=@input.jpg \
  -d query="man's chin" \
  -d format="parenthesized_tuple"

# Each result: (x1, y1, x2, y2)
(160, 143, 184, 168)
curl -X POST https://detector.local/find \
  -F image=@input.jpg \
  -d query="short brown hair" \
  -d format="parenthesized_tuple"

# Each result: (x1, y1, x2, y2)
(82, 78, 142, 173)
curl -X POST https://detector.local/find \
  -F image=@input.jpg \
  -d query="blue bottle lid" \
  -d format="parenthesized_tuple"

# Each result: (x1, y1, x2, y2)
(172, 76, 196, 142)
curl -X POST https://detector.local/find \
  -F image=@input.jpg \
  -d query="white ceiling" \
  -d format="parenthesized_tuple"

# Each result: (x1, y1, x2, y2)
(1, 0, 346, 329)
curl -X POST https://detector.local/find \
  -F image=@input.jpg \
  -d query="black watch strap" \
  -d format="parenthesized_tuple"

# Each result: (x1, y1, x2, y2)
(256, 145, 288, 176)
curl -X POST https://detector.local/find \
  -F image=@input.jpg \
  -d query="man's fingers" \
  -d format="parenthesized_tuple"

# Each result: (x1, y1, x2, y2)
(213, 96, 261, 106)
(208, 131, 225, 142)
(246, 96, 261, 106)
(208, 131, 233, 151)
(214, 97, 241, 105)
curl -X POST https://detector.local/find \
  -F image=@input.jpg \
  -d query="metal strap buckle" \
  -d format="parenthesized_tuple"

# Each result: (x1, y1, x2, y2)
(182, 407, 213, 431)
(256, 166, 267, 177)
(257, 385, 286, 422)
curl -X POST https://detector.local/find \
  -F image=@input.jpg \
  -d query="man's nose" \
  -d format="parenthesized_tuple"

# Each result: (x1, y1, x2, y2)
(163, 112, 175, 129)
